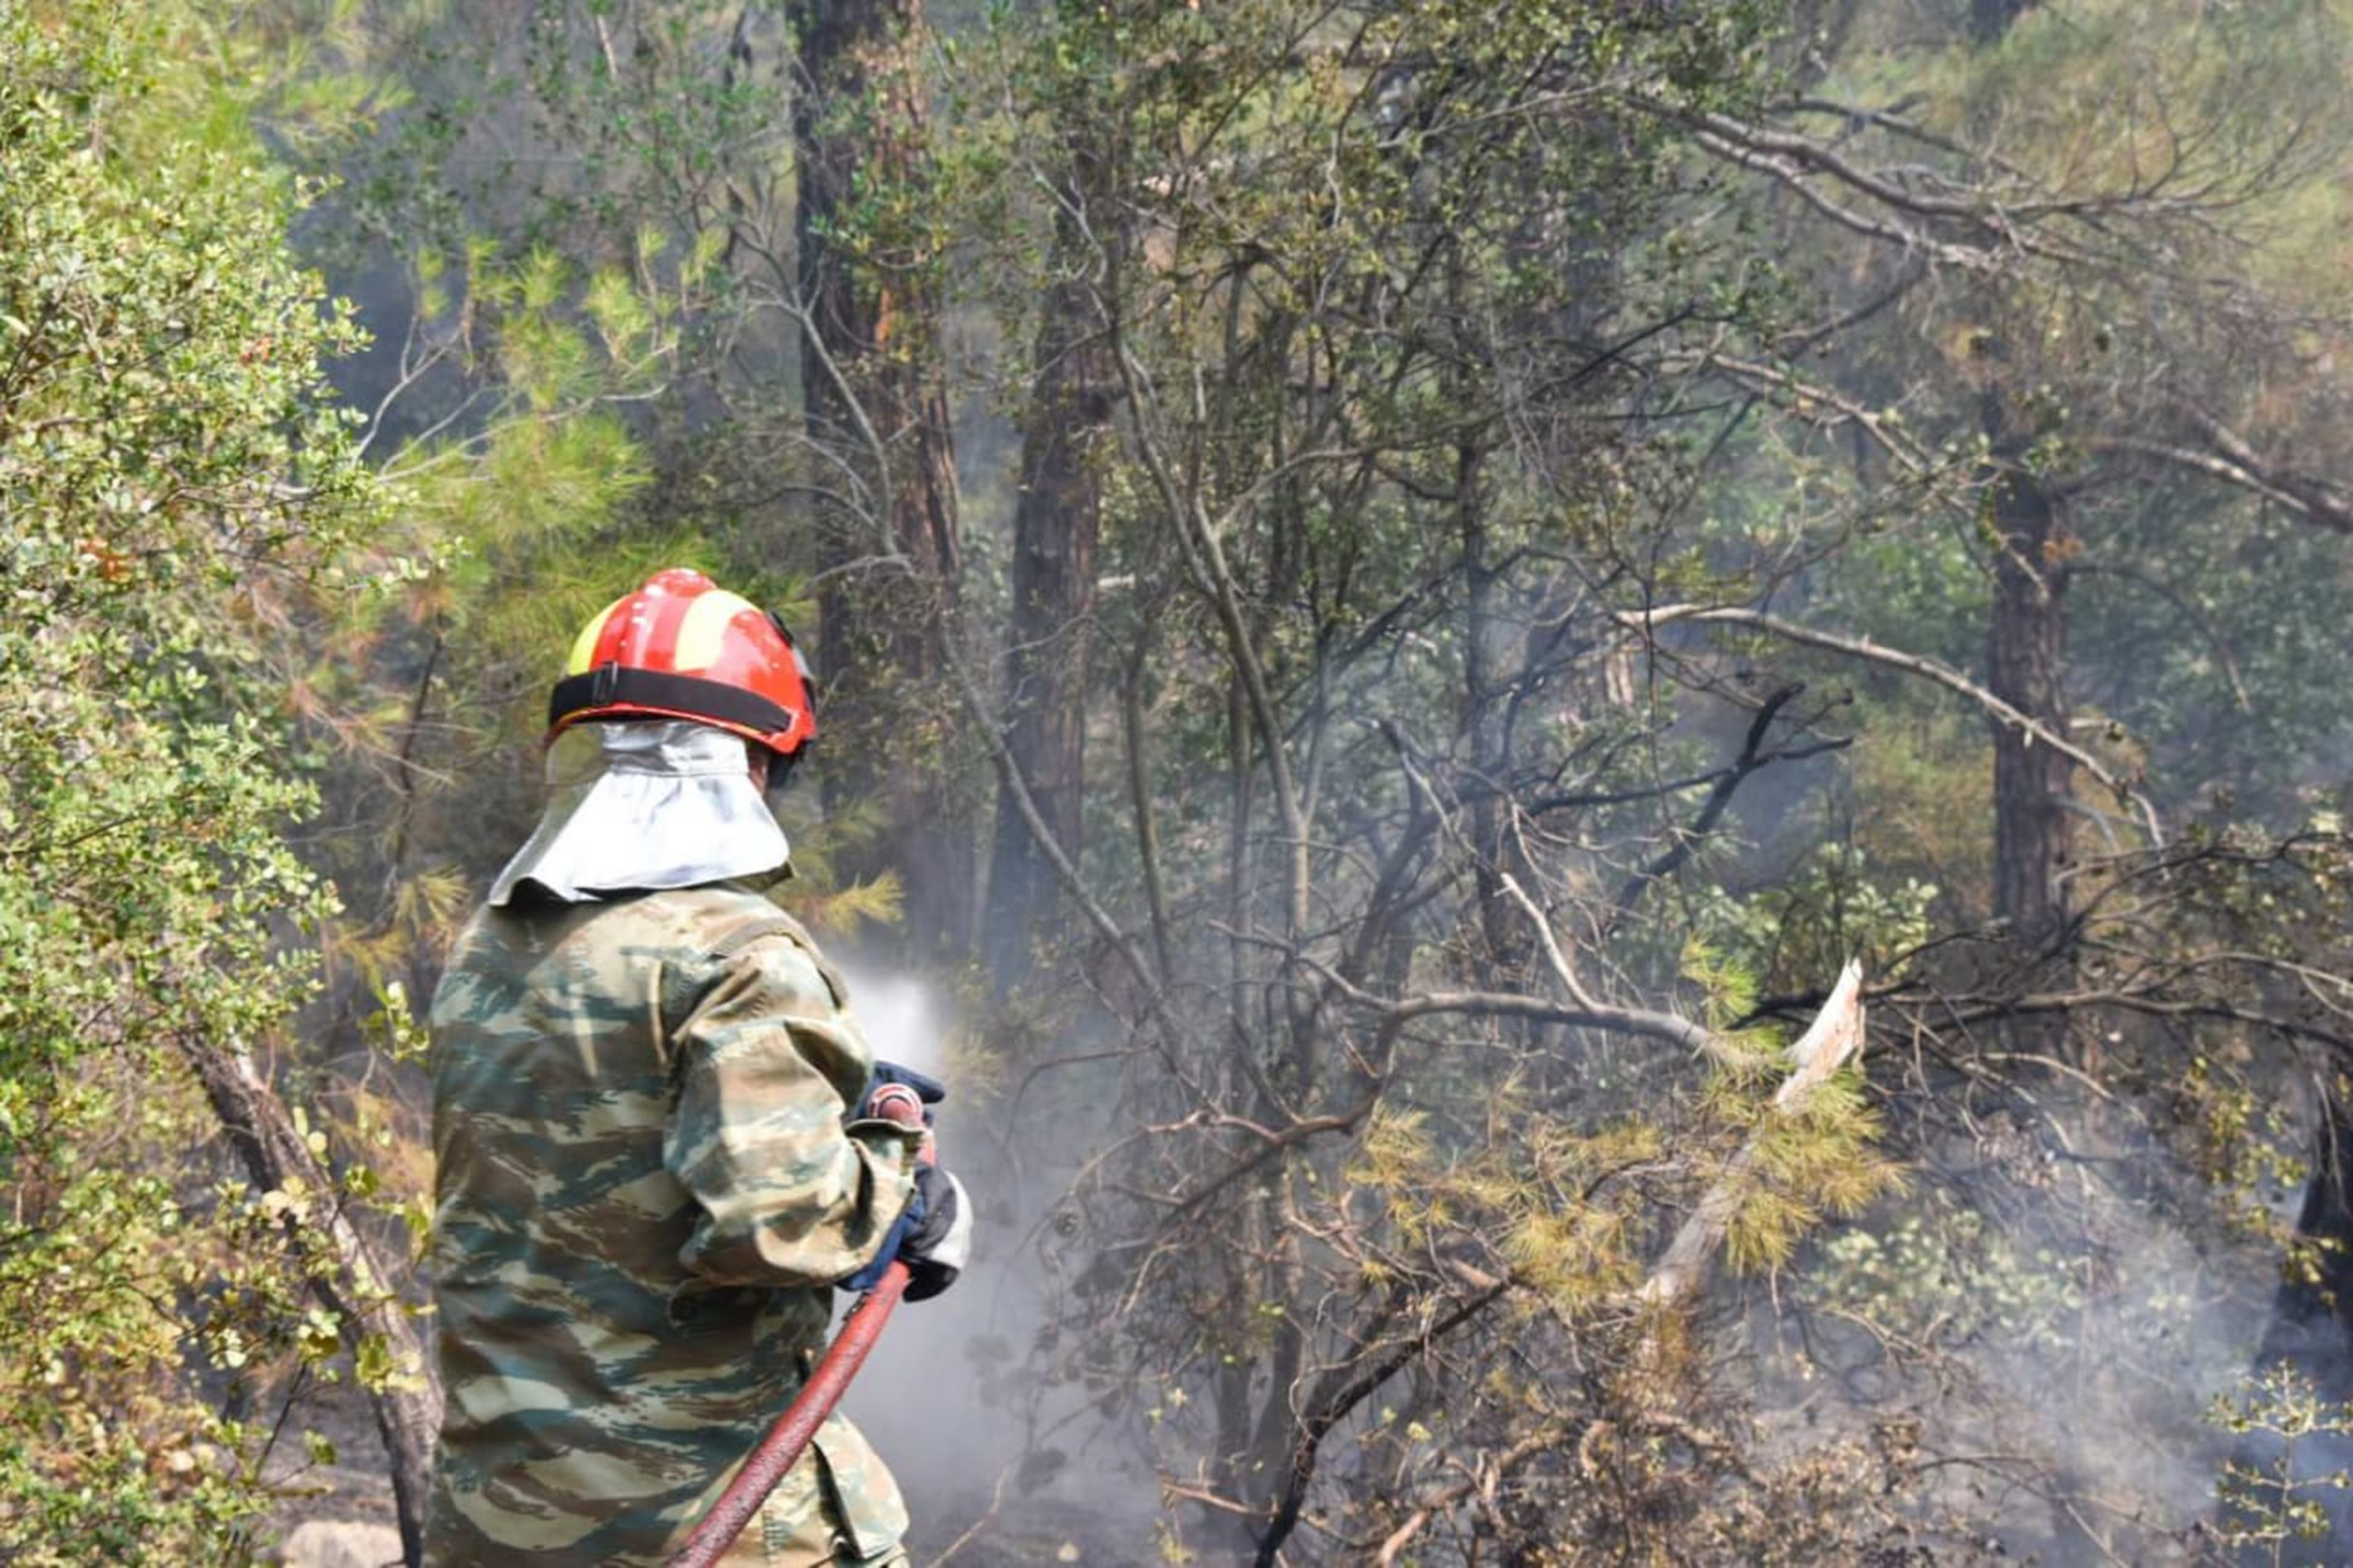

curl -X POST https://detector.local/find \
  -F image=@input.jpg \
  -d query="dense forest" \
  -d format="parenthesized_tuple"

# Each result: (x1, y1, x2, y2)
(7, 0, 2353, 1562)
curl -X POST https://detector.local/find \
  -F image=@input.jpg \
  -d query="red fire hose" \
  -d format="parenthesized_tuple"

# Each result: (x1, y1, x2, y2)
(665, 1084, 931, 1568)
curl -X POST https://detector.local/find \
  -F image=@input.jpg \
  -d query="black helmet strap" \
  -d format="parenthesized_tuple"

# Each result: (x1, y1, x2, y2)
(549, 663, 801, 749)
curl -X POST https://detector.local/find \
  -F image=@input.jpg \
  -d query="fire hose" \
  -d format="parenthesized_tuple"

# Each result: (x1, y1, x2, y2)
(665, 1080, 933, 1568)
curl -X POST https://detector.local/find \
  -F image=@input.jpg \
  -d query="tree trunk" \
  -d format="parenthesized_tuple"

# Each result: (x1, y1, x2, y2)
(1984, 444, 2073, 949)
(984, 202, 1107, 991)
(792, 0, 970, 957)
(180, 1038, 436, 1567)
(1970, 0, 2070, 965)
(1969, 0, 2039, 44)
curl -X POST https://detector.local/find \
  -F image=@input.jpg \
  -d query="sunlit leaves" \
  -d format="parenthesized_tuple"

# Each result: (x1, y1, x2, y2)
(0, 2, 384, 1554)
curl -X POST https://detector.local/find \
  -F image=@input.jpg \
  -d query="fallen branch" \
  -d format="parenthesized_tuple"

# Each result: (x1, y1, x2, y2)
(1637, 957, 1868, 1313)
(1363, 946, 1866, 1563)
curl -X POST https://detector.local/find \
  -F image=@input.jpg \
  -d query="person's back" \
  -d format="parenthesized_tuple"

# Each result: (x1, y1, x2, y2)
(425, 571, 967, 1567)
(430, 884, 912, 1564)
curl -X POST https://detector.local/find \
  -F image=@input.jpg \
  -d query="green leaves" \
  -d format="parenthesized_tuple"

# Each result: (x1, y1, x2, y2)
(0, 3, 392, 1556)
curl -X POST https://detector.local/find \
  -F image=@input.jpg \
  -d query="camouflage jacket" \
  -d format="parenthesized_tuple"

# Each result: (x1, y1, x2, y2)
(424, 883, 922, 1566)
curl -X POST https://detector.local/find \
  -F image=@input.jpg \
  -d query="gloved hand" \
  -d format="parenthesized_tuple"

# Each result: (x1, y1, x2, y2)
(857, 1060, 945, 1127)
(841, 1162, 972, 1301)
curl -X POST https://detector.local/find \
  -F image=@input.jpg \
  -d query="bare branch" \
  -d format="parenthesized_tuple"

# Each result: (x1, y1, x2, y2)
(2103, 403, 2353, 533)
(1620, 602, 2164, 845)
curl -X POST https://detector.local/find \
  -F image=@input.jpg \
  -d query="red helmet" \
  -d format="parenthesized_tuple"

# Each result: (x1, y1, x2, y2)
(548, 568, 817, 758)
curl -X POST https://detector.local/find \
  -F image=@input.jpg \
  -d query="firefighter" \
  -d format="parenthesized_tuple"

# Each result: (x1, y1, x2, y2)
(424, 567, 969, 1567)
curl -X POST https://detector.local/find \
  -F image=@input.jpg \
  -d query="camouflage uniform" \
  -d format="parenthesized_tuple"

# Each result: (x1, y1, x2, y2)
(425, 881, 921, 1566)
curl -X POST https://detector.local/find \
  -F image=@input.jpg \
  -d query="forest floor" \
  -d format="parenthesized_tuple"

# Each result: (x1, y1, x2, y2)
(256, 1365, 402, 1566)
(251, 1370, 1137, 1566)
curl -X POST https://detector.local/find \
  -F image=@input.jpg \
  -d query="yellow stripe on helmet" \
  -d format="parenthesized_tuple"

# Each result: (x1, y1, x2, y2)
(566, 596, 629, 676)
(672, 587, 758, 672)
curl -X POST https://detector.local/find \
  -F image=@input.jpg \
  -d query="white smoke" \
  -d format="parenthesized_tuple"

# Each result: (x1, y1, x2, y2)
(830, 966, 1157, 1562)
(841, 965, 951, 1080)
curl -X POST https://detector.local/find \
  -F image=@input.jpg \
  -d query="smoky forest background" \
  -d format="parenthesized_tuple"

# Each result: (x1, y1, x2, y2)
(11, 0, 2353, 1562)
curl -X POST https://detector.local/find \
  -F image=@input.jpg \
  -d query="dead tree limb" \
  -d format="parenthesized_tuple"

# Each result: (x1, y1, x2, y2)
(179, 1035, 435, 1567)
(1253, 1275, 1515, 1566)
(1637, 957, 1868, 1314)
(1617, 603, 2162, 845)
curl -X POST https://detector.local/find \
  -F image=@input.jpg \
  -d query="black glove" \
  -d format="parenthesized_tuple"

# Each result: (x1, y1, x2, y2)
(898, 1162, 971, 1301)
(841, 1162, 972, 1301)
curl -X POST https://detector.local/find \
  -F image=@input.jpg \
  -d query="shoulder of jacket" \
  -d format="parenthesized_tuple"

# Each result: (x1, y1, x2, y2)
(663, 887, 846, 1004)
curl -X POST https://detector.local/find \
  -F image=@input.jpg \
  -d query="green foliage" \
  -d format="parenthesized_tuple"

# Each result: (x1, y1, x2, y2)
(1815, 1205, 2094, 1356)
(1691, 846, 1939, 994)
(2, 0, 2340, 1557)
(285, 0, 925, 961)
(2213, 1363, 2353, 1562)
(1753, 0, 2353, 834)
(0, 0, 388, 1553)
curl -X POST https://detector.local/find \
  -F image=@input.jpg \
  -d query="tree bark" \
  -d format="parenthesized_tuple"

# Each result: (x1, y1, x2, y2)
(1984, 438, 2073, 949)
(1969, 0, 2039, 44)
(1965, 0, 2072, 961)
(792, 0, 970, 956)
(180, 1038, 436, 1567)
(984, 199, 1107, 990)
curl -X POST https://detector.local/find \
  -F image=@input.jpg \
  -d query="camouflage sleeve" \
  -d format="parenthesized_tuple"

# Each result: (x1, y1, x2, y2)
(665, 933, 923, 1288)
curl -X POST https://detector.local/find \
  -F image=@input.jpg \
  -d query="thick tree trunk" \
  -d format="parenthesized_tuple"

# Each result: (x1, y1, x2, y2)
(792, 0, 970, 956)
(181, 1039, 436, 1567)
(1984, 451, 2073, 949)
(984, 209, 1106, 990)
(1969, 0, 2038, 44)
